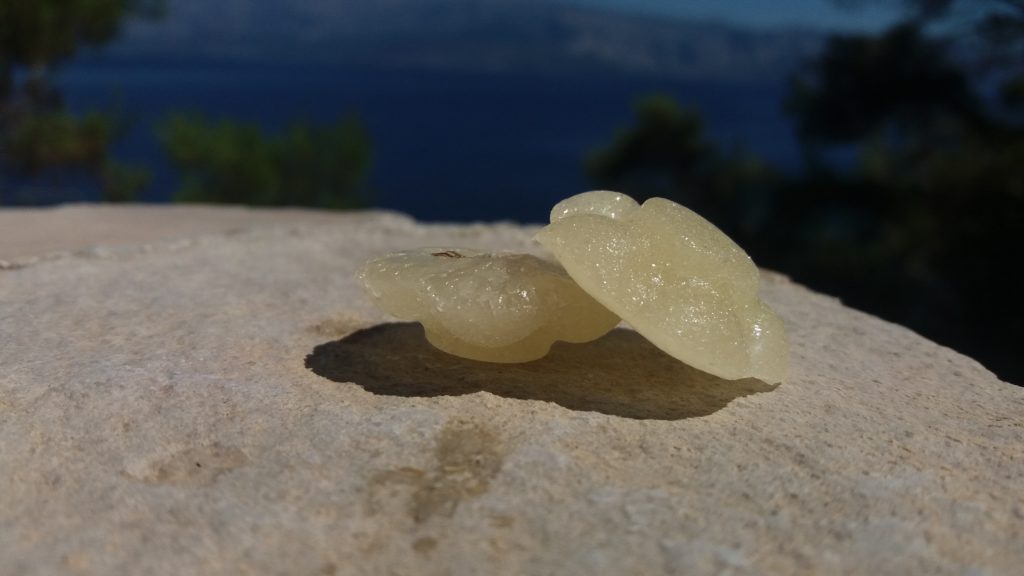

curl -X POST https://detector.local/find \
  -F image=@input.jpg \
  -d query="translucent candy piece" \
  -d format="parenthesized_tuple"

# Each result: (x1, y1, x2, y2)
(535, 191, 789, 383)
(358, 249, 621, 363)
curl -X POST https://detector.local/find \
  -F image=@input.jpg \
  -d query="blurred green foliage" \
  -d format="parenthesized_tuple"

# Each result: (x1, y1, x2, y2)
(0, 0, 160, 202)
(0, 109, 149, 202)
(159, 114, 372, 208)
(0, 1, 161, 70)
(4, 111, 112, 171)
(786, 24, 985, 146)
(587, 95, 777, 239)
(101, 158, 151, 202)
(590, 6, 1024, 383)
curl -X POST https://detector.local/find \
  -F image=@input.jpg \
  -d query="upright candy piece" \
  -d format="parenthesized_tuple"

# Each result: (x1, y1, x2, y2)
(535, 191, 789, 383)
(359, 249, 621, 363)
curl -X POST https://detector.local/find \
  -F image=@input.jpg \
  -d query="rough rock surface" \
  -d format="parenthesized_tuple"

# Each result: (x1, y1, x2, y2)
(0, 203, 352, 263)
(0, 207, 1021, 575)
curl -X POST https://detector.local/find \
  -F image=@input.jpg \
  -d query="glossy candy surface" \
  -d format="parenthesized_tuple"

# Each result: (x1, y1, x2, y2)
(358, 248, 621, 363)
(536, 191, 789, 383)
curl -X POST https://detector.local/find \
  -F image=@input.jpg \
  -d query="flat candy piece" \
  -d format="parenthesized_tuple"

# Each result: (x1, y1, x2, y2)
(535, 191, 789, 383)
(358, 249, 621, 363)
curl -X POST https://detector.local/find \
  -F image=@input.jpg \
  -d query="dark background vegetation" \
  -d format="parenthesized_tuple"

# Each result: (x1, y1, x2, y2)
(1, 0, 1021, 384)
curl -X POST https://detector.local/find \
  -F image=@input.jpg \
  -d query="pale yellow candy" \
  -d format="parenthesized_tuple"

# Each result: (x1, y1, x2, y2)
(358, 249, 621, 363)
(535, 191, 789, 383)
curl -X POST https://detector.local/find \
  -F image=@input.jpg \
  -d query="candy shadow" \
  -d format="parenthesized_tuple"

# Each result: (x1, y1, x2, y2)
(305, 323, 777, 421)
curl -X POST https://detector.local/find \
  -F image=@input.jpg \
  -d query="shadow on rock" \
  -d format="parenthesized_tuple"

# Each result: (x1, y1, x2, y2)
(305, 323, 777, 421)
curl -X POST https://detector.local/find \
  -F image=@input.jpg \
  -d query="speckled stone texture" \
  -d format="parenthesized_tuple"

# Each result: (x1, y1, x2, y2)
(0, 208, 1021, 576)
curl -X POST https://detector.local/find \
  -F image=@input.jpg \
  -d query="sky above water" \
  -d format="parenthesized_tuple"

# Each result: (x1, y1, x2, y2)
(567, 0, 903, 30)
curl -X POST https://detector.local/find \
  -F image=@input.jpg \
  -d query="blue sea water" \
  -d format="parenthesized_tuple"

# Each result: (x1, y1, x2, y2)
(54, 63, 798, 223)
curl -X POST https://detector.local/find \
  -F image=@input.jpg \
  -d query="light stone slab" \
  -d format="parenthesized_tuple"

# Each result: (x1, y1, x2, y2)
(0, 207, 1021, 575)
(0, 203, 357, 263)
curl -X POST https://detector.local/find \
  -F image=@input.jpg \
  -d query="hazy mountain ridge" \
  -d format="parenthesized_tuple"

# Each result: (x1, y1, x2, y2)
(91, 0, 824, 80)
